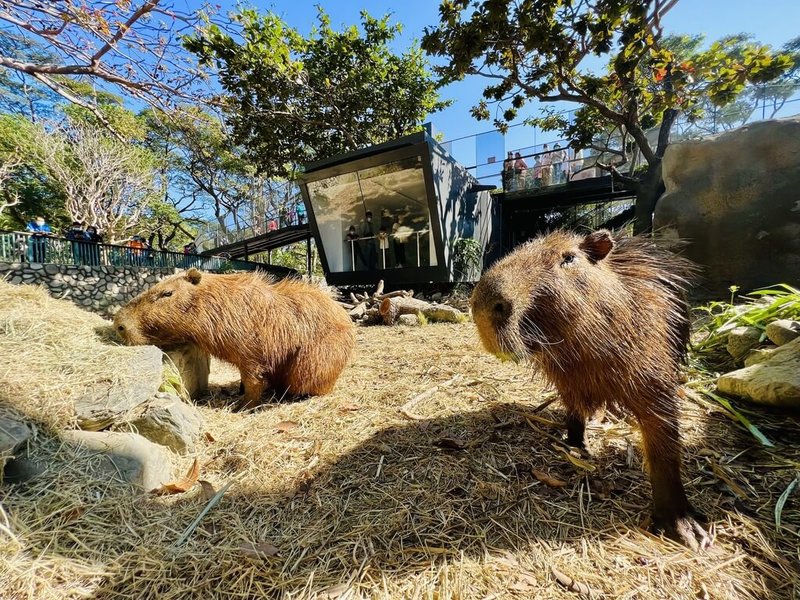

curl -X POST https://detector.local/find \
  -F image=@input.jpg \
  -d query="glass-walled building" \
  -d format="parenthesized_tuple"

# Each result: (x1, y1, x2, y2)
(299, 131, 498, 287)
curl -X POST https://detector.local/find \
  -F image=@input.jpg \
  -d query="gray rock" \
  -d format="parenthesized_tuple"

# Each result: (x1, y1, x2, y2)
(654, 117, 800, 298)
(74, 345, 164, 431)
(3, 457, 45, 483)
(128, 393, 204, 453)
(765, 319, 800, 347)
(726, 326, 763, 360)
(398, 313, 421, 326)
(744, 346, 778, 367)
(9, 276, 22, 285)
(164, 344, 210, 399)
(44, 264, 60, 275)
(717, 337, 800, 408)
(430, 292, 443, 302)
(29, 263, 43, 270)
(60, 430, 174, 491)
(0, 412, 32, 459)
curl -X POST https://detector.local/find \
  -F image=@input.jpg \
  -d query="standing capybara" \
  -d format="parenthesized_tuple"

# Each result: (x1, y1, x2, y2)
(114, 268, 355, 409)
(471, 229, 709, 550)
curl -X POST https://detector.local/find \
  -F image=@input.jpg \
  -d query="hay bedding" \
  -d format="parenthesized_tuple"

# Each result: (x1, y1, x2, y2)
(1, 306, 799, 598)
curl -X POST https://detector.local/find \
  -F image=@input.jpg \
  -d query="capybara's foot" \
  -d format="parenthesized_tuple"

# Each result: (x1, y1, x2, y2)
(564, 413, 588, 450)
(652, 510, 711, 551)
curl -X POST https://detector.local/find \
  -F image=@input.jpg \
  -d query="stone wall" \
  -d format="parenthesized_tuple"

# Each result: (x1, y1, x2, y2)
(654, 116, 800, 298)
(0, 262, 179, 317)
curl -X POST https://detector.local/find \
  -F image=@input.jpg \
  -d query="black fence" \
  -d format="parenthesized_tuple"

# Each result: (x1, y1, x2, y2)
(0, 231, 263, 272)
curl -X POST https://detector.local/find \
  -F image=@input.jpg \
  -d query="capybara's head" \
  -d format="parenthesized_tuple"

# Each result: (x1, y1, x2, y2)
(471, 229, 631, 362)
(114, 268, 204, 346)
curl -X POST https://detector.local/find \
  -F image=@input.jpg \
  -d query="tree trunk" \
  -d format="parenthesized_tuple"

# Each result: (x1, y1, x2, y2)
(632, 159, 664, 235)
(379, 297, 465, 325)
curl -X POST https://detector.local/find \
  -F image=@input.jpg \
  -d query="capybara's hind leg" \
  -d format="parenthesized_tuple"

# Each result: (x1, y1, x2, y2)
(237, 373, 266, 411)
(639, 411, 710, 551)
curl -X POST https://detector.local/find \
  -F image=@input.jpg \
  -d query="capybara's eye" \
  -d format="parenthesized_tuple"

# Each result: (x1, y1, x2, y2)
(560, 253, 577, 267)
(159, 291, 173, 299)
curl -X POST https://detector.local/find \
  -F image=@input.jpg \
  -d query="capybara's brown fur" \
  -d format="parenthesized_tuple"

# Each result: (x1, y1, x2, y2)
(471, 229, 709, 550)
(114, 269, 355, 409)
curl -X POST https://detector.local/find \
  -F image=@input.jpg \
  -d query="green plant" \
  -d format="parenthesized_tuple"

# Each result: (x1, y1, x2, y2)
(452, 237, 483, 274)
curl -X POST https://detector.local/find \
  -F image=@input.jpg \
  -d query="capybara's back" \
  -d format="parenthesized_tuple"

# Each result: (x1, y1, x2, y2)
(114, 268, 355, 408)
(471, 229, 709, 549)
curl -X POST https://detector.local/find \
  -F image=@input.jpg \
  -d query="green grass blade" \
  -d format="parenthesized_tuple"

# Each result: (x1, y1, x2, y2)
(775, 476, 798, 531)
(703, 390, 774, 448)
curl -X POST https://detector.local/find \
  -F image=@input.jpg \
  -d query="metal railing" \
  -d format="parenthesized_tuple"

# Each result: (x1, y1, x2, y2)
(0, 231, 263, 272)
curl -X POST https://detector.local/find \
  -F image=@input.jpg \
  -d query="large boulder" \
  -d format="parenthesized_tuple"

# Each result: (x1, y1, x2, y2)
(60, 430, 174, 491)
(654, 117, 800, 298)
(0, 410, 32, 460)
(717, 337, 800, 408)
(74, 345, 164, 431)
(128, 392, 205, 454)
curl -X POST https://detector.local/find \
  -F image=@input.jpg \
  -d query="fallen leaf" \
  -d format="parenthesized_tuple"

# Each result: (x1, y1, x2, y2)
(274, 420, 298, 433)
(152, 458, 200, 496)
(561, 450, 596, 472)
(204, 431, 217, 443)
(198, 480, 217, 501)
(62, 506, 85, 522)
(552, 566, 593, 597)
(238, 540, 280, 559)
(434, 437, 466, 451)
(532, 469, 567, 488)
(338, 402, 360, 412)
(508, 572, 538, 593)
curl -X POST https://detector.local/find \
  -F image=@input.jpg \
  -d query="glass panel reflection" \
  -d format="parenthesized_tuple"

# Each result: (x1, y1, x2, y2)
(307, 155, 437, 273)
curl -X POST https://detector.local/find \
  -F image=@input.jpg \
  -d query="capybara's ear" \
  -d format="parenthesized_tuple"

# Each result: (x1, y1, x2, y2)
(186, 268, 202, 285)
(579, 230, 615, 263)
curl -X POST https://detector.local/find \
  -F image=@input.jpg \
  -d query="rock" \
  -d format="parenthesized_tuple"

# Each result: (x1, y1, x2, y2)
(3, 457, 45, 484)
(726, 326, 763, 360)
(717, 337, 800, 408)
(44, 264, 59, 275)
(60, 430, 174, 491)
(765, 319, 800, 346)
(74, 346, 164, 431)
(128, 393, 204, 453)
(398, 313, 421, 326)
(0, 411, 32, 460)
(430, 292, 443, 301)
(164, 344, 210, 399)
(744, 346, 778, 367)
(654, 117, 800, 299)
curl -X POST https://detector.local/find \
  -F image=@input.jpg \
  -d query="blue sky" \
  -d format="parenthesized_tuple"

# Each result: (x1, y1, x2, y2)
(206, 0, 800, 159)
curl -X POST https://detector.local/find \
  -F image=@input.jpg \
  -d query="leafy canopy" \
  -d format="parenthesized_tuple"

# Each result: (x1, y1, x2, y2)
(185, 8, 449, 178)
(422, 0, 792, 166)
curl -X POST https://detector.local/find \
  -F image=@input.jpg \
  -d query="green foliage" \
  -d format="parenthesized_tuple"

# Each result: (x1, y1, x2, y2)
(185, 8, 449, 177)
(452, 237, 483, 271)
(692, 284, 800, 370)
(422, 1, 792, 158)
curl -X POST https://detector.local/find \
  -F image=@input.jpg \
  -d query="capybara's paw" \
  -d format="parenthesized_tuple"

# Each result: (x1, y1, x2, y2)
(652, 512, 711, 551)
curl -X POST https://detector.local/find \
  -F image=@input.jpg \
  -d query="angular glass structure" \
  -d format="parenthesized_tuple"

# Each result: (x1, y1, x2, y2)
(299, 132, 498, 286)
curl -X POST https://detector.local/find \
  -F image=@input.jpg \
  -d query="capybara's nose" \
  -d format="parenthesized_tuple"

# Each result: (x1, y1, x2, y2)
(117, 324, 125, 333)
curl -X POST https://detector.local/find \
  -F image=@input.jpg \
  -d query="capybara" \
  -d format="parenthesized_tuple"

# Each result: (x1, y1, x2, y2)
(471, 229, 709, 550)
(114, 268, 355, 409)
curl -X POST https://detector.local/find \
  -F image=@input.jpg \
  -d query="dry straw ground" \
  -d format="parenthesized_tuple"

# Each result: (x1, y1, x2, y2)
(1, 282, 799, 599)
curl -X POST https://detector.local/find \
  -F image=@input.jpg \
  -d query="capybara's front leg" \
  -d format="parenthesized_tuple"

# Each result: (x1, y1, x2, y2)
(565, 410, 588, 450)
(237, 372, 266, 411)
(639, 411, 710, 551)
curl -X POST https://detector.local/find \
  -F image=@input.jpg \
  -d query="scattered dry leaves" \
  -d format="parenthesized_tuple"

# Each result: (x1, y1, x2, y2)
(152, 458, 200, 496)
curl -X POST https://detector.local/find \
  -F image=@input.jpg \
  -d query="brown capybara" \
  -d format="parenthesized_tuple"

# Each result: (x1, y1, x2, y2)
(114, 268, 355, 409)
(471, 229, 709, 550)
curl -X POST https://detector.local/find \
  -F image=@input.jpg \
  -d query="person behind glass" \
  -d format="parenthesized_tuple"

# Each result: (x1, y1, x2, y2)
(297, 202, 307, 225)
(539, 144, 553, 186)
(345, 224, 363, 271)
(25, 215, 51, 262)
(513, 152, 528, 189)
(502, 151, 514, 190)
(552, 143, 565, 184)
(65, 220, 89, 265)
(532, 155, 543, 188)
(392, 219, 406, 268)
(84, 225, 102, 265)
(183, 241, 197, 268)
(359, 210, 377, 270)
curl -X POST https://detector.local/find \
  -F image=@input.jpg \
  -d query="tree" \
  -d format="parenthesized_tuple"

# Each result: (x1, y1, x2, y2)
(0, 0, 223, 140)
(184, 8, 449, 178)
(31, 123, 159, 240)
(422, 0, 792, 232)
